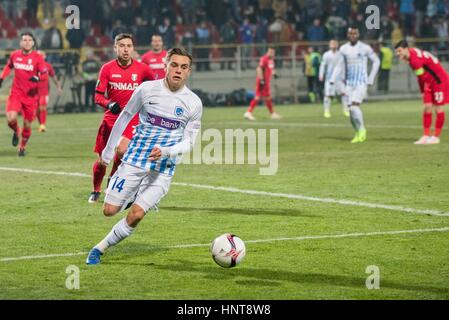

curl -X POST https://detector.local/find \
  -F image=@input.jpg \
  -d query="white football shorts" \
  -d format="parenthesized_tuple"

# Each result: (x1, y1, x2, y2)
(345, 84, 367, 104)
(105, 162, 172, 213)
(325, 81, 345, 97)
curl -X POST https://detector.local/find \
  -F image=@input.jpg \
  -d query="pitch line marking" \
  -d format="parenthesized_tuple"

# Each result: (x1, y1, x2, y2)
(1, 166, 448, 217)
(2, 227, 449, 262)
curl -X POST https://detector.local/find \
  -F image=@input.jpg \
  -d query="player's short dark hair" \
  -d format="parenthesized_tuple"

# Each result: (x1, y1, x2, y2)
(166, 47, 193, 66)
(114, 33, 135, 45)
(348, 25, 359, 31)
(394, 40, 409, 49)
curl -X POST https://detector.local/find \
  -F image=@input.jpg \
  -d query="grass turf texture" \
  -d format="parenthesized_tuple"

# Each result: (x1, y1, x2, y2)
(1, 100, 449, 299)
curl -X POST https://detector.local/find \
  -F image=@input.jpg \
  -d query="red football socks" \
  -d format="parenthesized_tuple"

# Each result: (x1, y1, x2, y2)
(435, 111, 445, 137)
(248, 99, 258, 113)
(38, 109, 47, 125)
(93, 160, 106, 192)
(265, 99, 274, 114)
(423, 112, 432, 136)
(20, 127, 31, 148)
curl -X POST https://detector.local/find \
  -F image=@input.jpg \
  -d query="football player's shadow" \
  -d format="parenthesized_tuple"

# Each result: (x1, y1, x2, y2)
(153, 260, 449, 296)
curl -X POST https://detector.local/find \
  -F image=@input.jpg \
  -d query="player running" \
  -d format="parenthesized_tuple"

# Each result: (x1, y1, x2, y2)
(330, 26, 380, 143)
(0, 32, 47, 156)
(141, 34, 167, 80)
(89, 33, 155, 203)
(244, 47, 282, 121)
(395, 40, 448, 145)
(37, 51, 62, 132)
(319, 40, 349, 118)
(86, 48, 203, 265)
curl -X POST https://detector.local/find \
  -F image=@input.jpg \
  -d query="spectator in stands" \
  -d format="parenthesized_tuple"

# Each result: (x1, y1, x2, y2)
(158, 17, 175, 49)
(239, 17, 255, 70)
(134, 17, 153, 48)
(378, 41, 394, 93)
(420, 15, 437, 51)
(220, 19, 237, 70)
(436, 16, 448, 60)
(195, 20, 212, 71)
(307, 18, 327, 49)
(81, 50, 101, 113)
(27, 0, 38, 24)
(41, 20, 63, 63)
(400, 0, 415, 37)
(414, 0, 428, 37)
(66, 27, 86, 49)
(111, 20, 127, 42)
(272, 0, 287, 20)
(427, 0, 438, 17)
(259, 0, 273, 21)
(254, 16, 269, 57)
(42, 0, 55, 23)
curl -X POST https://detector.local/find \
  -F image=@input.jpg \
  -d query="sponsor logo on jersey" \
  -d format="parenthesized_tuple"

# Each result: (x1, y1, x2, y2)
(174, 106, 184, 117)
(108, 82, 139, 90)
(13, 62, 34, 71)
(146, 112, 181, 130)
(111, 74, 122, 78)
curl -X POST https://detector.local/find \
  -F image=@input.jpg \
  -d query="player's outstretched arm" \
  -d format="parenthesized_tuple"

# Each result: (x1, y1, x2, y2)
(329, 54, 343, 85)
(101, 85, 144, 165)
(319, 55, 326, 82)
(367, 49, 380, 85)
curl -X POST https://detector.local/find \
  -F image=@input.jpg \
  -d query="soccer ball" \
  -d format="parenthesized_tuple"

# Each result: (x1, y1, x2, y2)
(210, 233, 246, 268)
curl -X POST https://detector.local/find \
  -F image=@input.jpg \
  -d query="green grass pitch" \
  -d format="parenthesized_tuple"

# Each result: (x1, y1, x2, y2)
(1, 100, 449, 300)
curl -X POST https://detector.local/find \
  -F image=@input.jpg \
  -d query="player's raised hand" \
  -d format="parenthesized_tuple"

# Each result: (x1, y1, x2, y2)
(148, 146, 162, 161)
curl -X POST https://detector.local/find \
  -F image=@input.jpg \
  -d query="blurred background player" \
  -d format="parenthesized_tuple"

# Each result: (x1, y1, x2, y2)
(319, 40, 349, 118)
(330, 27, 380, 144)
(0, 32, 47, 156)
(86, 48, 203, 265)
(141, 34, 167, 80)
(244, 47, 281, 121)
(395, 40, 449, 145)
(37, 51, 62, 132)
(89, 33, 155, 203)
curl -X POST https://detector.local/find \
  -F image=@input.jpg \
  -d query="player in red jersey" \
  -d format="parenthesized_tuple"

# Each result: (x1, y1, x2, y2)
(244, 47, 282, 121)
(141, 34, 167, 80)
(36, 51, 62, 132)
(0, 32, 47, 156)
(395, 40, 449, 145)
(89, 33, 156, 203)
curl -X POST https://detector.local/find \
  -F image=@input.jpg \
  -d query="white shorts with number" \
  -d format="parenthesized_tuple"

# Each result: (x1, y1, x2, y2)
(105, 162, 172, 213)
(325, 81, 345, 97)
(345, 85, 367, 104)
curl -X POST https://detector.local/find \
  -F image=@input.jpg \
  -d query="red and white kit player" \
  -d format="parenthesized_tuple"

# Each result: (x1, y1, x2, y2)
(244, 47, 282, 121)
(141, 34, 167, 80)
(0, 32, 47, 156)
(37, 51, 62, 132)
(396, 40, 449, 145)
(90, 33, 156, 203)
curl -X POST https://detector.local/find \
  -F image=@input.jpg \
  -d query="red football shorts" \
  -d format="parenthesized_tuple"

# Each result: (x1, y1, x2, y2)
(255, 79, 271, 97)
(423, 82, 449, 106)
(6, 95, 38, 121)
(94, 117, 139, 154)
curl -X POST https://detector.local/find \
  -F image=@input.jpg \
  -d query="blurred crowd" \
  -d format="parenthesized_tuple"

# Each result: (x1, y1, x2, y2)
(1, 0, 449, 69)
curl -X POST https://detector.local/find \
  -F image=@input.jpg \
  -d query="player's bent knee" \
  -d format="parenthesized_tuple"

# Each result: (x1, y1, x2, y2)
(126, 204, 146, 227)
(103, 203, 121, 217)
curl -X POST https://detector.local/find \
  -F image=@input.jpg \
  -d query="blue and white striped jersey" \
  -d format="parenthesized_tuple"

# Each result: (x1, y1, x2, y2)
(319, 50, 344, 82)
(102, 79, 203, 176)
(331, 41, 380, 87)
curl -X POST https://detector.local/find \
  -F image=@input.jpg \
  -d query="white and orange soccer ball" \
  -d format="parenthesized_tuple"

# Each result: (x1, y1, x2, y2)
(210, 233, 246, 268)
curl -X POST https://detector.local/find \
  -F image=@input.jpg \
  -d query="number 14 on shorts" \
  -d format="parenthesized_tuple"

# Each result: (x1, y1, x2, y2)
(111, 177, 126, 193)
